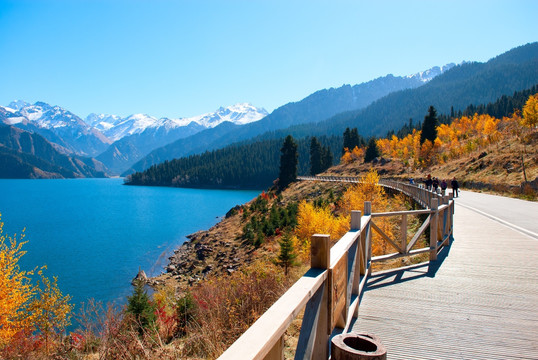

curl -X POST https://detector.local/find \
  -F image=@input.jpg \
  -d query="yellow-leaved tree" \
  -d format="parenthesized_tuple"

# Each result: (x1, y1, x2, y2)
(30, 269, 73, 353)
(294, 201, 349, 261)
(0, 217, 35, 347)
(339, 169, 405, 256)
(522, 93, 538, 130)
(0, 213, 72, 354)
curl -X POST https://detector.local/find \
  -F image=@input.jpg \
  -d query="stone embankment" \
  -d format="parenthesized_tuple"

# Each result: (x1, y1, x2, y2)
(145, 210, 256, 291)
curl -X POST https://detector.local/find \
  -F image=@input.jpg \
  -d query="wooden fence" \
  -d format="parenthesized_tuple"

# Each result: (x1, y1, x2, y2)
(218, 178, 454, 360)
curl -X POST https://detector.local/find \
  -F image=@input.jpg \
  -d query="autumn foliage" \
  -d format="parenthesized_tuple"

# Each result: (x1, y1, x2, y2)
(0, 215, 73, 358)
(376, 109, 529, 167)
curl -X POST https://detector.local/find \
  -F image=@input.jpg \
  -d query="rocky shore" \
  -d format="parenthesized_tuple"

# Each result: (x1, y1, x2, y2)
(146, 205, 258, 291)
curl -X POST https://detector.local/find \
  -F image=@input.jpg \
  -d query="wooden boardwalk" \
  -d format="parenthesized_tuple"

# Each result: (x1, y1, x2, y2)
(352, 204, 538, 359)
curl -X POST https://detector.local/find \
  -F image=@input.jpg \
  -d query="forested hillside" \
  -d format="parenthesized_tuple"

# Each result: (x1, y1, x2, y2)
(126, 43, 538, 176)
(125, 83, 537, 189)
(125, 136, 341, 188)
(125, 70, 435, 174)
(258, 42, 538, 140)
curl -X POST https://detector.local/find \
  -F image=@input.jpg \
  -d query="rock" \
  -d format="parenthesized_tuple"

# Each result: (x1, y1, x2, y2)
(226, 205, 242, 218)
(166, 264, 176, 273)
(132, 268, 148, 285)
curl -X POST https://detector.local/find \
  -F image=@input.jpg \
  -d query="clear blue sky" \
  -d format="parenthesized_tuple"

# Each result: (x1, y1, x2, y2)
(1, 0, 536, 119)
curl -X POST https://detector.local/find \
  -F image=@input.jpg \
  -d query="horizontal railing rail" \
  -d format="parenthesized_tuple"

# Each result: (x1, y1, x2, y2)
(218, 177, 454, 360)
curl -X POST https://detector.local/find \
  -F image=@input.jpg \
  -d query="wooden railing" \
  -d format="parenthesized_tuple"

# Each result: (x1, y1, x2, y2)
(218, 178, 454, 360)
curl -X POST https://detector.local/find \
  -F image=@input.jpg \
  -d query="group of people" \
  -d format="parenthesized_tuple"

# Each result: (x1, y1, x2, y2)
(420, 174, 459, 197)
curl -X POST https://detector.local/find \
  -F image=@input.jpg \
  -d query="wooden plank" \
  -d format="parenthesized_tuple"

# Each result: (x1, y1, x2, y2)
(429, 198, 438, 261)
(218, 269, 327, 360)
(353, 204, 538, 360)
(401, 214, 407, 254)
(264, 335, 283, 360)
(371, 209, 431, 217)
(329, 255, 347, 330)
(371, 247, 430, 262)
(371, 220, 401, 253)
(406, 214, 431, 252)
(294, 282, 325, 360)
(330, 231, 360, 268)
(311, 234, 330, 269)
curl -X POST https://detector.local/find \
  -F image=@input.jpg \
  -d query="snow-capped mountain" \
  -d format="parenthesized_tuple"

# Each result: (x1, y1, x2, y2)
(407, 63, 456, 82)
(7, 100, 31, 111)
(185, 103, 269, 128)
(85, 113, 122, 132)
(86, 103, 268, 142)
(0, 101, 111, 156)
(92, 103, 268, 174)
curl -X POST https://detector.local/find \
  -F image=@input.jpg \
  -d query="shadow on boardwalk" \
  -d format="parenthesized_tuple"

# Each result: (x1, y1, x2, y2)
(363, 241, 452, 294)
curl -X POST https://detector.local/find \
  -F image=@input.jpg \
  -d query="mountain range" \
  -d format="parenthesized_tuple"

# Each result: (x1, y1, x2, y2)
(0, 103, 268, 176)
(124, 64, 457, 174)
(2, 42, 537, 180)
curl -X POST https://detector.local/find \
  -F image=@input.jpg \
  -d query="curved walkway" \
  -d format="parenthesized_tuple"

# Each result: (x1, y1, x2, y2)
(352, 197, 538, 359)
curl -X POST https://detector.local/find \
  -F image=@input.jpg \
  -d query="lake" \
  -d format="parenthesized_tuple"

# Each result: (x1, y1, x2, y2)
(0, 178, 259, 309)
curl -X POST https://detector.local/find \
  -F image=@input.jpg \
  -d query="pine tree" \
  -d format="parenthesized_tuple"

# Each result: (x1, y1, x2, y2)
(309, 137, 322, 175)
(278, 233, 297, 276)
(350, 128, 361, 149)
(321, 145, 333, 172)
(342, 128, 351, 154)
(420, 106, 438, 144)
(278, 135, 298, 190)
(343, 127, 363, 154)
(127, 281, 156, 335)
(364, 137, 380, 163)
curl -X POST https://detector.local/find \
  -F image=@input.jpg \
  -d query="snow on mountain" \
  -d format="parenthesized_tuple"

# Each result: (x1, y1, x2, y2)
(7, 100, 31, 111)
(102, 113, 160, 141)
(87, 103, 268, 142)
(1, 101, 110, 156)
(85, 113, 122, 132)
(185, 103, 269, 128)
(18, 101, 87, 129)
(408, 63, 456, 82)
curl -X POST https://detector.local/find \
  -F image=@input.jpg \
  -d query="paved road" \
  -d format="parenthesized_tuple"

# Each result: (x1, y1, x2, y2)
(454, 190, 538, 240)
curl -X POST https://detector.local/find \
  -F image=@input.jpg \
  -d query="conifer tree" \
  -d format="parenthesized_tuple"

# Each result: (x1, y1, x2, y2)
(309, 137, 322, 175)
(127, 281, 156, 335)
(278, 233, 297, 276)
(278, 135, 298, 190)
(343, 127, 363, 154)
(342, 128, 351, 155)
(364, 137, 380, 163)
(420, 106, 439, 144)
(321, 145, 333, 172)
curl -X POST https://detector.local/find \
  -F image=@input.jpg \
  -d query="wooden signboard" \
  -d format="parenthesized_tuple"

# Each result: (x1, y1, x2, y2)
(329, 256, 348, 330)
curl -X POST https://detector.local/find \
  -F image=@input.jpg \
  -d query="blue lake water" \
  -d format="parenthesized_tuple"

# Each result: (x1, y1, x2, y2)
(0, 178, 259, 310)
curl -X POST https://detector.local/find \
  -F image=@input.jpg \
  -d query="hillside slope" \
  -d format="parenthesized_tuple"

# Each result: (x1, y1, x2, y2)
(126, 72, 438, 174)
(0, 125, 108, 178)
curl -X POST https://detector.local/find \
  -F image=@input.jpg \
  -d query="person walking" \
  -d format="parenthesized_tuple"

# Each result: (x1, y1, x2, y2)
(432, 177, 439, 193)
(425, 174, 433, 190)
(441, 179, 448, 195)
(451, 177, 459, 197)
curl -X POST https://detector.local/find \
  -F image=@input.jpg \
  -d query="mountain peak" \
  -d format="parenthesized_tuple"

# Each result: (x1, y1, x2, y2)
(407, 63, 457, 83)
(7, 100, 31, 111)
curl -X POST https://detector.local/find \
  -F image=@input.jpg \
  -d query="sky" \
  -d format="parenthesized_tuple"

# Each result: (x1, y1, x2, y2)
(0, 0, 537, 119)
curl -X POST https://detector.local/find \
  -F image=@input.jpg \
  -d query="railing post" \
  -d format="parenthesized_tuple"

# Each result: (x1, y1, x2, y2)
(310, 234, 330, 360)
(400, 214, 407, 254)
(364, 202, 372, 275)
(351, 211, 361, 296)
(430, 198, 438, 261)
(351, 210, 361, 231)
